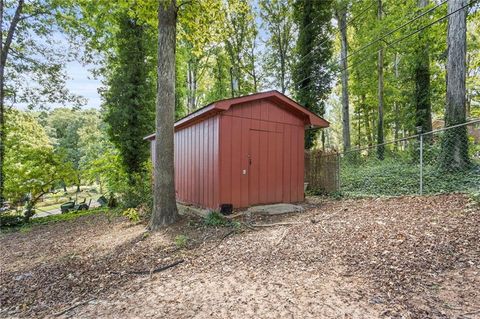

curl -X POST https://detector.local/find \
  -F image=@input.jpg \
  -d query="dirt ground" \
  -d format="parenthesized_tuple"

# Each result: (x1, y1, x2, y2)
(1, 194, 479, 318)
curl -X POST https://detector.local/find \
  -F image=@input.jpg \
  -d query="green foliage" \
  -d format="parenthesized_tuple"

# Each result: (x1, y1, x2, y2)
(293, 0, 334, 149)
(119, 170, 153, 210)
(2, 0, 86, 109)
(174, 234, 189, 248)
(103, 13, 156, 180)
(4, 110, 74, 217)
(0, 213, 24, 228)
(41, 108, 105, 189)
(259, 0, 296, 93)
(122, 208, 141, 223)
(203, 211, 228, 227)
(470, 191, 480, 204)
(341, 157, 420, 196)
(224, 0, 258, 95)
(339, 156, 479, 197)
(82, 147, 127, 195)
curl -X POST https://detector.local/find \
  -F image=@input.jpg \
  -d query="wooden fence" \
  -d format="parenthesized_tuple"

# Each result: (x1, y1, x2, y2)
(304, 150, 339, 194)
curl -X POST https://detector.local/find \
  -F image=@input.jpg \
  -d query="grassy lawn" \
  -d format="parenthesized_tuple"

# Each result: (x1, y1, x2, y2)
(0, 207, 110, 234)
(35, 186, 101, 209)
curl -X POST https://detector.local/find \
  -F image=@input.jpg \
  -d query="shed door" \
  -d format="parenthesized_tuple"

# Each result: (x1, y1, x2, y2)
(248, 129, 283, 205)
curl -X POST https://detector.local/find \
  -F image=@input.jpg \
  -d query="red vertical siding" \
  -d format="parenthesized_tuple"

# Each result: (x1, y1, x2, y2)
(151, 114, 220, 209)
(218, 99, 306, 208)
(151, 97, 309, 210)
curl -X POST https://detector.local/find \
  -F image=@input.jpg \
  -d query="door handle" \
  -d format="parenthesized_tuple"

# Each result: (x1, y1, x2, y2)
(248, 155, 252, 166)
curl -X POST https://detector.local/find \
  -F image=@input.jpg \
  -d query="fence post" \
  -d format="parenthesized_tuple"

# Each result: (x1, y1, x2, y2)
(417, 127, 423, 195)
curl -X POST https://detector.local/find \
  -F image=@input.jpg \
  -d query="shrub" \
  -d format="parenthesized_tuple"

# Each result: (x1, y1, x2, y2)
(120, 172, 153, 210)
(122, 208, 141, 223)
(0, 213, 24, 227)
(203, 211, 227, 226)
(174, 234, 189, 248)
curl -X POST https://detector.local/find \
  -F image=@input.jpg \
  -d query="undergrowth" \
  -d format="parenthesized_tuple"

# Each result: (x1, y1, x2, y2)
(0, 208, 111, 233)
(339, 158, 479, 197)
(203, 211, 240, 229)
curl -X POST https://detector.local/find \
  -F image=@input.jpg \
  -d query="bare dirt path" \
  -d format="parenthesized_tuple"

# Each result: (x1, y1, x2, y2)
(1, 194, 479, 318)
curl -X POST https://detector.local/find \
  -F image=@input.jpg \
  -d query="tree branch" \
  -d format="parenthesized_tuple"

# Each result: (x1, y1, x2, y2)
(2, 0, 25, 66)
(18, 9, 50, 22)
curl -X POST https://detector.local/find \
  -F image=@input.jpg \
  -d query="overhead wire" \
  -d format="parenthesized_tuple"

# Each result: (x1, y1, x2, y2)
(295, 0, 376, 66)
(292, 0, 476, 91)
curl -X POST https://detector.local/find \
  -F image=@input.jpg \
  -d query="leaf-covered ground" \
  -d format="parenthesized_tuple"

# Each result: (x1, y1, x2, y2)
(1, 194, 479, 318)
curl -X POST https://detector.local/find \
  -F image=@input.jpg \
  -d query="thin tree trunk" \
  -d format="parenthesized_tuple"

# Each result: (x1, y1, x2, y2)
(441, 0, 469, 170)
(376, 0, 385, 160)
(466, 52, 472, 117)
(393, 53, 400, 150)
(336, 6, 350, 152)
(0, 0, 4, 206)
(362, 95, 373, 147)
(279, 45, 286, 93)
(0, 0, 25, 205)
(248, 37, 258, 92)
(150, 0, 179, 230)
(356, 108, 361, 147)
(277, 25, 286, 93)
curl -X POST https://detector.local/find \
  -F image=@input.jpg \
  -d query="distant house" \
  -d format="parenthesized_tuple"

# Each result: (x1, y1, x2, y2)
(145, 90, 329, 210)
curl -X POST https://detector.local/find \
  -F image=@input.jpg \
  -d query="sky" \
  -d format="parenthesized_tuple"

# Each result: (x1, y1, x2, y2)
(66, 62, 101, 108)
(65, 61, 102, 109)
(40, 3, 268, 111)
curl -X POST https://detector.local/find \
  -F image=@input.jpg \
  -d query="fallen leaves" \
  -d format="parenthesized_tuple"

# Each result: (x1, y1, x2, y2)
(0, 194, 479, 318)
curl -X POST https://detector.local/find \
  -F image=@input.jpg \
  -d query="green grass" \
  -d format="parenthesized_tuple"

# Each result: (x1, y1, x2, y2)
(1, 208, 109, 233)
(35, 186, 100, 209)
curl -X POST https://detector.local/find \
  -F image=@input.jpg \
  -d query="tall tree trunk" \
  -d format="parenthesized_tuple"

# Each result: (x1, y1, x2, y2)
(279, 42, 286, 93)
(250, 40, 258, 92)
(356, 108, 361, 147)
(150, 0, 179, 230)
(0, 0, 4, 206)
(466, 52, 472, 117)
(393, 53, 400, 150)
(441, 0, 469, 170)
(362, 95, 373, 147)
(277, 27, 286, 93)
(414, 0, 432, 135)
(336, 6, 351, 152)
(376, 0, 385, 160)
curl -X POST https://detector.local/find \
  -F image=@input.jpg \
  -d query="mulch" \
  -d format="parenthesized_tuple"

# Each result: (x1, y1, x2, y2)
(0, 194, 479, 318)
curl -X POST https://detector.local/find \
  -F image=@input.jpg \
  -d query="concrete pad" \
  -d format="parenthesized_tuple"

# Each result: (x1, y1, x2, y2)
(247, 203, 305, 216)
(177, 203, 210, 218)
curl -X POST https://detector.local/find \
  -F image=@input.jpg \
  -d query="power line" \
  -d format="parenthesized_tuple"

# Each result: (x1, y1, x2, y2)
(293, 0, 447, 89)
(293, 0, 475, 91)
(295, 0, 376, 66)
(341, 0, 476, 75)
(342, 0, 448, 64)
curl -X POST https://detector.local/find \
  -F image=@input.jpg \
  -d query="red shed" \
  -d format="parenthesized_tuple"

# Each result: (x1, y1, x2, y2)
(145, 90, 329, 210)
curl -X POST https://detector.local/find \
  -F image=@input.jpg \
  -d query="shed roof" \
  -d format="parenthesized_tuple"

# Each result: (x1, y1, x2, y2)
(144, 90, 329, 140)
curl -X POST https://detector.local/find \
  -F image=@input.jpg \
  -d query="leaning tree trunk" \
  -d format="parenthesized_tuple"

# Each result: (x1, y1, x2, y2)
(440, 0, 469, 170)
(376, 0, 385, 160)
(0, 0, 25, 205)
(336, 6, 351, 152)
(150, 0, 179, 230)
